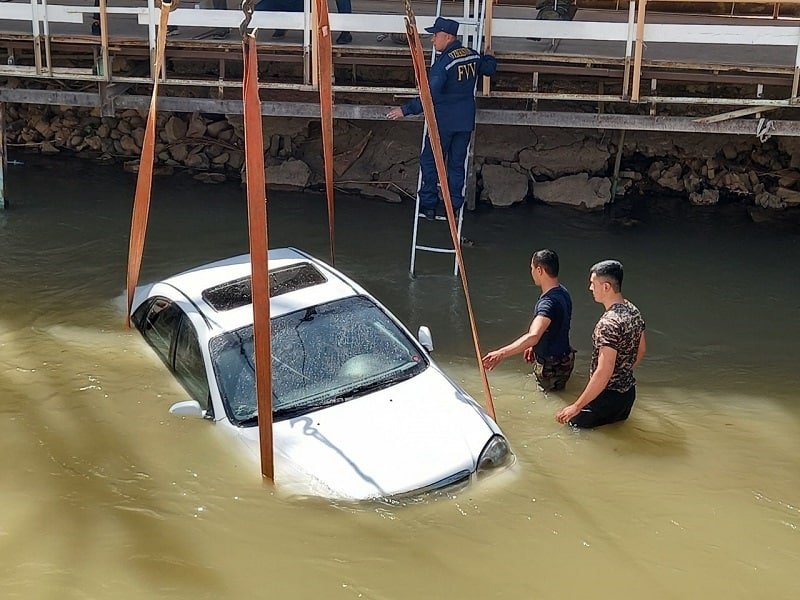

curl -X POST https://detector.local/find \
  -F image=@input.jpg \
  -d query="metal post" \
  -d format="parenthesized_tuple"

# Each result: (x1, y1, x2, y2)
(610, 129, 625, 200)
(0, 102, 6, 210)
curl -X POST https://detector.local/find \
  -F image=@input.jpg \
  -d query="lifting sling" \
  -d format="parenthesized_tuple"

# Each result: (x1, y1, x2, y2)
(402, 0, 496, 422)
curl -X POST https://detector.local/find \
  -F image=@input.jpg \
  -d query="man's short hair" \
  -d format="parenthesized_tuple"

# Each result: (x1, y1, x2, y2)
(590, 259, 623, 291)
(532, 249, 559, 277)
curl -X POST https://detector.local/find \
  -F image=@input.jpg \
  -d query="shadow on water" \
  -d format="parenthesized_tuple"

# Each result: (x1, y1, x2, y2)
(0, 337, 226, 596)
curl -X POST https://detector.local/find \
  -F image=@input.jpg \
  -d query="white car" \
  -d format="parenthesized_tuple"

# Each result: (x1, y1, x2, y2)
(131, 248, 513, 500)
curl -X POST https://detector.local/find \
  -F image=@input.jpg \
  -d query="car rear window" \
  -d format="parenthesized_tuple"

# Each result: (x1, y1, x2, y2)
(201, 262, 327, 311)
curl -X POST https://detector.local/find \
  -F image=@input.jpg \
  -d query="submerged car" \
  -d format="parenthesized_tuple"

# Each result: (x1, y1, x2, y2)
(131, 248, 513, 500)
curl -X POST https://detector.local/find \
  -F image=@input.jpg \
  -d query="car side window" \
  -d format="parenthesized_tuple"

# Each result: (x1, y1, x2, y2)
(174, 315, 212, 413)
(137, 297, 183, 366)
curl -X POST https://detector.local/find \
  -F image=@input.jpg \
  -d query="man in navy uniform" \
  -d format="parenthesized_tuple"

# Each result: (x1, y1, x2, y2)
(387, 17, 496, 220)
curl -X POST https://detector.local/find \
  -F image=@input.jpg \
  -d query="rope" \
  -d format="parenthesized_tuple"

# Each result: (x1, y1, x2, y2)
(125, 0, 177, 327)
(314, 0, 336, 265)
(242, 28, 275, 481)
(402, 0, 497, 422)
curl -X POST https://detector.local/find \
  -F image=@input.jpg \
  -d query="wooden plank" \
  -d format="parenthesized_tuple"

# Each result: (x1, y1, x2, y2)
(694, 105, 779, 123)
(632, 0, 647, 102)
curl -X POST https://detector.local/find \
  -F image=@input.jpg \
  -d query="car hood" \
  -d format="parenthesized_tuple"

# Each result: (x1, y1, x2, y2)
(237, 366, 501, 500)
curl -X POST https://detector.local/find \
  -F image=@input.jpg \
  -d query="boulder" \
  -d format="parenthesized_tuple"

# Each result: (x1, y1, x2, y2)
(185, 151, 210, 170)
(656, 163, 684, 192)
(120, 135, 139, 154)
(519, 139, 610, 178)
(207, 119, 231, 138)
(266, 158, 311, 188)
(533, 173, 612, 210)
(169, 143, 189, 162)
(163, 115, 187, 143)
(480, 164, 528, 207)
(194, 172, 227, 184)
(689, 189, 719, 206)
(186, 112, 207, 138)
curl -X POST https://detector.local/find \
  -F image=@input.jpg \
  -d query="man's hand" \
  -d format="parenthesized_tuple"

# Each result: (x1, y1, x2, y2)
(482, 350, 505, 371)
(556, 403, 581, 424)
(523, 347, 534, 363)
(386, 107, 404, 120)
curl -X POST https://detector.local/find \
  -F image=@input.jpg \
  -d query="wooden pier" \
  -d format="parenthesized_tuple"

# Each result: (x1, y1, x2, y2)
(1, 0, 800, 136)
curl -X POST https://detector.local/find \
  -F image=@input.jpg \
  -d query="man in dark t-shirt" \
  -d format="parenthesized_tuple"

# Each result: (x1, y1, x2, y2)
(482, 249, 575, 391)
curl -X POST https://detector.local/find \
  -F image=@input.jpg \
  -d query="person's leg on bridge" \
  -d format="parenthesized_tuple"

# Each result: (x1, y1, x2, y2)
(418, 135, 439, 217)
(445, 131, 471, 212)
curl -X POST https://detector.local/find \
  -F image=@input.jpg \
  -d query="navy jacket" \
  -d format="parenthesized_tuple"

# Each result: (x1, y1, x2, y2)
(402, 41, 497, 133)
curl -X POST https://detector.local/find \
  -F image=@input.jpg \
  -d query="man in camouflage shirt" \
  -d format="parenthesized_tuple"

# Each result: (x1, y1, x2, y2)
(556, 260, 646, 428)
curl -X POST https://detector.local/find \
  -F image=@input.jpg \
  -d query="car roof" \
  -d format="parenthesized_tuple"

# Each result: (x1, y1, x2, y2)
(160, 247, 362, 334)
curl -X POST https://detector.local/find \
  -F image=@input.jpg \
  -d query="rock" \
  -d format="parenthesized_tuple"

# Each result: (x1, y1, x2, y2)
(206, 119, 231, 138)
(227, 151, 244, 170)
(132, 127, 145, 148)
(185, 152, 210, 170)
(119, 135, 138, 154)
(117, 120, 131, 134)
(533, 173, 612, 210)
(266, 158, 311, 188)
(97, 123, 110, 138)
(755, 191, 784, 209)
(158, 151, 170, 162)
(110, 129, 122, 140)
(121, 109, 140, 119)
(163, 115, 187, 143)
(657, 163, 684, 192)
(33, 119, 53, 139)
(186, 112, 207, 138)
(776, 187, 800, 205)
(269, 134, 281, 157)
(481, 164, 528, 207)
(339, 183, 402, 203)
(689, 189, 719, 205)
(749, 171, 761, 187)
(85, 135, 102, 150)
(211, 152, 230, 165)
(41, 141, 60, 154)
(169, 143, 189, 162)
(154, 165, 175, 176)
(618, 170, 642, 181)
(648, 161, 664, 181)
(123, 160, 140, 173)
(751, 149, 772, 168)
(69, 135, 83, 148)
(721, 142, 738, 161)
(205, 143, 224, 159)
(279, 135, 293, 157)
(218, 128, 235, 143)
(519, 139, 610, 178)
(193, 172, 227, 184)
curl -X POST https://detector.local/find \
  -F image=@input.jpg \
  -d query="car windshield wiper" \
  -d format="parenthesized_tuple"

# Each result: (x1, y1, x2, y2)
(239, 363, 423, 425)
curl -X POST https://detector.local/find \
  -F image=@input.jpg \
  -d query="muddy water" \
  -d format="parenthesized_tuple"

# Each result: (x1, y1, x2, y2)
(1, 156, 798, 599)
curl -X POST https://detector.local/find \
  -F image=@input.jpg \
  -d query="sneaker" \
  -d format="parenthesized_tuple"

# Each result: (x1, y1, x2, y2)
(167, 25, 179, 36)
(272, 29, 286, 39)
(336, 31, 353, 45)
(418, 208, 436, 220)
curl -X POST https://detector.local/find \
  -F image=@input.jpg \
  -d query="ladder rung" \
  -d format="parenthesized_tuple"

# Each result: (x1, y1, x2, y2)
(415, 245, 458, 254)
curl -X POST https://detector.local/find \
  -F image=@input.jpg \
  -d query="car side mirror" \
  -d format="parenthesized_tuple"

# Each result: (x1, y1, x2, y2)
(418, 326, 434, 352)
(169, 400, 204, 418)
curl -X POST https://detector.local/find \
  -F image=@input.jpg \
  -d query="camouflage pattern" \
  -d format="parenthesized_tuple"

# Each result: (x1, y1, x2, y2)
(532, 350, 576, 392)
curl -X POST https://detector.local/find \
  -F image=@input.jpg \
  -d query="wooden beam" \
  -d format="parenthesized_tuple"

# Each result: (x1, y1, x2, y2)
(694, 105, 779, 124)
(632, 0, 647, 103)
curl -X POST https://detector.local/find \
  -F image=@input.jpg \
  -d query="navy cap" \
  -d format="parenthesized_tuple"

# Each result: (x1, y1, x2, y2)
(424, 16, 459, 36)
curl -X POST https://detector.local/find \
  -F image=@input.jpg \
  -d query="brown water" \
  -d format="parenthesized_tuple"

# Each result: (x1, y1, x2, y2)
(1, 156, 798, 599)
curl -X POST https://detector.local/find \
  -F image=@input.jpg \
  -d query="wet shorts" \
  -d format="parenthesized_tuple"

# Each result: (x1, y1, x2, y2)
(569, 386, 636, 429)
(532, 350, 576, 392)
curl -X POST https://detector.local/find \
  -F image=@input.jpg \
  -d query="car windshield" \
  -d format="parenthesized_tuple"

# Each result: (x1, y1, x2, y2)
(209, 295, 428, 425)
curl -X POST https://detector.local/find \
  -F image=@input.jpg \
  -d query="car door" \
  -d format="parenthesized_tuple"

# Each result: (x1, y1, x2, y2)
(173, 314, 213, 416)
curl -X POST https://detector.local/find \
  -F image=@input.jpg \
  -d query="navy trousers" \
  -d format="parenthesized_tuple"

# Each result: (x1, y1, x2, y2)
(418, 130, 471, 212)
(255, 0, 351, 13)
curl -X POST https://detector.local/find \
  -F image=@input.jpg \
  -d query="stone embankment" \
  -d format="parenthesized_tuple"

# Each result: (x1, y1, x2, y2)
(6, 103, 800, 216)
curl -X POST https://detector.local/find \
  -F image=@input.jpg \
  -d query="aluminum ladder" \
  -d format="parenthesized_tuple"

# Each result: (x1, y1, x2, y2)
(409, 0, 487, 277)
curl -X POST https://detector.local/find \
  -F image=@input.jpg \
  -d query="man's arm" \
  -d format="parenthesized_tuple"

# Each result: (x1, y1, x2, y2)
(633, 331, 646, 368)
(482, 315, 551, 370)
(387, 61, 447, 119)
(556, 346, 617, 424)
(479, 51, 497, 78)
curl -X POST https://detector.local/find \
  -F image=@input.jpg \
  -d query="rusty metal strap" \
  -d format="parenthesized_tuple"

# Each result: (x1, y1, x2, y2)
(243, 33, 275, 481)
(402, 0, 497, 422)
(125, 1, 175, 327)
(315, 0, 336, 265)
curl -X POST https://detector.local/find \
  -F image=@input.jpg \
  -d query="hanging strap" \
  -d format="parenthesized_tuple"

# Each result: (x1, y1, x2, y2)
(125, 0, 176, 327)
(241, 16, 275, 481)
(402, 1, 497, 422)
(314, 0, 336, 265)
